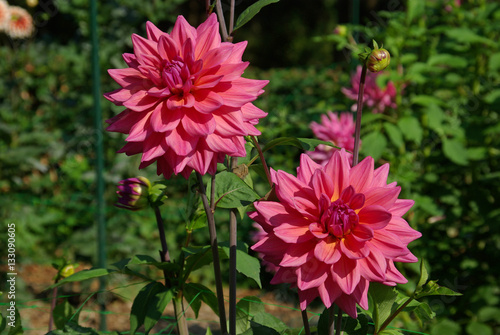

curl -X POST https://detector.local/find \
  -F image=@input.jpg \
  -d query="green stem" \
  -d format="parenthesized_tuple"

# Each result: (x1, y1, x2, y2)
(251, 136, 273, 187)
(229, 157, 238, 335)
(197, 172, 228, 335)
(300, 309, 311, 335)
(352, 64, 367, 166)
(154, 206, 189, 335)
(376, 295, 414, 334)
(335, 307, 343, 335)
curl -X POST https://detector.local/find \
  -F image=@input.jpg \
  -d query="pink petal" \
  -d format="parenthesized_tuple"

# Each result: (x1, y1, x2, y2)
(310, 169, 334, 200)
(213, 111, 247, 136)
(126, 111, 153, 142)
(150, 102, 183, 132)
(340, 236, 369, 259)
(104, 88, 132, 105)
(181, 111, 216, 136)
(370, 231, 409, 258)
(314, 236, 341, 264)
(391, 199, 415, 217)
(372, 163, 390, 187)
(358, 247, 387, 282)
(271, 267, 297, 285)
(297, 260, 329, 290)
(131, 33, 160, 59)
(358, 205, 392, 230)
(194, 14, 220, 58)
(280, 242, 315, 267)
(193, 90, 224, 113)
(317, 278, 342, 308)
(164, 126, 197, 156)
(108, 68, 148, 88)
(324, 149, 350, 200)
(146, 21, 164, 42)
(384, 261, 408, 284)
(274, 222, 313, 244)
(253, 201, 290, 227)
(349, 155, 374, 192)
(170, 15, 197, 49)
(157, 34, 179, 62)
(385, 217, 422, 244)
(123, 90, 159, 112)
(332, 256, 360, 295)
(106, 109, 143, 133)
(363, 186, 401, 210)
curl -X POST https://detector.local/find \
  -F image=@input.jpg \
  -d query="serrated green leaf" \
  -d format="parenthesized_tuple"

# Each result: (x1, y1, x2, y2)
(427, 54, 467, 68)
(211, 171, 260, 209)
(183, 245, 213, 277)
(446, 28, 496, 46)
(397, 116, 423, 145)
(252, 313, 288, 332)
(235, 296, 265, 333)
(130, 282, 173, 335)
(369, 283, 398, 332)
(234, 0, 280, 31)
(417, 259, 429, 289)
(360, 131, 387, 161)
(184, 283, 219, 317)
(49, 268, 116, 289)
(53, 300, 78, 330)
(442, 138, 468, 165)
(221, 246, 261, 288)
(383, 123, 404, 148)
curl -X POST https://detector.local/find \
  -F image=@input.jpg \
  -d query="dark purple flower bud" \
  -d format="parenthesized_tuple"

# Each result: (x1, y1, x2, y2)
(115, 177, 151, 211)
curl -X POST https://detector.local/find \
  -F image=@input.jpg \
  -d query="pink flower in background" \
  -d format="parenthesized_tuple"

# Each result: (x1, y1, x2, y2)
(250, 150, 420, 318)
(105, 14, 268, 179)
(5, 6, 33, 39)
(342, 65, 397, 114)
(307, 111, 356, 166)
(0, 1, 9, 32)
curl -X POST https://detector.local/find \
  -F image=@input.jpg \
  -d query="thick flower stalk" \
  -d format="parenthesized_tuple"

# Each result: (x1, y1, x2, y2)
(342, 65, 396, 114)
(250, 150, 421, 318)
(105, 14, 268, 179)
(307, 111, 357, 166)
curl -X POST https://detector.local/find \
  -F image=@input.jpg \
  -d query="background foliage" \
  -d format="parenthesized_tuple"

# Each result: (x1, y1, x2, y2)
(1, 0, 499, 334)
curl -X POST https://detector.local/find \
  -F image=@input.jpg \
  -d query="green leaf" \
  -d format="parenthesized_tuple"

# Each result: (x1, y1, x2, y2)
(184, 283, 219, 317)
(383, 123, 404, 148)
(424, 104, 446, 133)
(0, 312, 6, 333)
(445, 28, 496, 46)
(427, 54, 467, 68)
(46, 322, 99, 335)
(212, 171, 260, 209)
(466, 322, 493, 335)
(369, 283, 398, 332)
(406, 0, 425, 24)
(6, 308, 23, 335)
(252, 313, 288, 332)
(378, 330, 404, 335)
(53, 300, 79, 330)
(442, 138, 468, 165)
(360, 131, 387, 161)
(488, 52, 500, 72)
(235, 296, 265, 333)
(417, 259, 429, 289)
(50, 268, 116, 289)
(483, 89, 500, 104)
(478, 306, 500, 323)
(130, 281, 173, 335)
(234, 0, 280, 31)
(397, 116, 423, 145)
(431, 319, 461, 335)
(410, 95, 444, 107)
(221, 246, 262, 288)
(183, 245, 213, 277)
(412, 301, 436, 324)
(415, 280, 462, 299)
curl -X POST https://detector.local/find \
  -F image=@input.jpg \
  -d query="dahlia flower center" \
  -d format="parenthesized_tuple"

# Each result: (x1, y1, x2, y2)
(320, 199, 358, 238)
(161, 59, 191, 96)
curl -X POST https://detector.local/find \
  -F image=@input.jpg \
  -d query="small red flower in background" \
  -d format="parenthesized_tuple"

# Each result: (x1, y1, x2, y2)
(342, 65, 397, 114)
(0, 1, 9, 32)
(105, 14, 268, 179)
(307, 111, 356, 166)
(250, 150, 420, 318)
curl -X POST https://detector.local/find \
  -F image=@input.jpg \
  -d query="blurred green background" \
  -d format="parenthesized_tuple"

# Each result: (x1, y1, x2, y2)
(1, 0, 499, 334)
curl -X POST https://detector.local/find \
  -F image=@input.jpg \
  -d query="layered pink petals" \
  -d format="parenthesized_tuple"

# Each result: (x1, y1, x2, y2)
(250, 150, 421, 318)
(105, 15, 268, 178)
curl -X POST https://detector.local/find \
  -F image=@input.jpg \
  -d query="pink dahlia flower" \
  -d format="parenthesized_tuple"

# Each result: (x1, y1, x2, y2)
(6, 6, 34, 39)
(307, 111, 356, 166)
(105, 14, 268, 179)
(342, 65, 397, 114)
(250, 150, 421, 318)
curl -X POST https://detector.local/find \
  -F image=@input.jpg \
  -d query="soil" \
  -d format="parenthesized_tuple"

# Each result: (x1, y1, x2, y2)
(6, 264, 320, 335)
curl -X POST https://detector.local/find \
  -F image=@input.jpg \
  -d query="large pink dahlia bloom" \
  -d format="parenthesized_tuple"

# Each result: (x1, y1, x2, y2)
(250, 150, 421, 318)
(307, 111, 356, 166)
(105, 14, 268, 178)
(341, 65, 397, 114)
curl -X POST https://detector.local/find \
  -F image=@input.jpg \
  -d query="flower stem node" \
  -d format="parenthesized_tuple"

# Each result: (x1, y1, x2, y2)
(115, 177, 153, 211)
(359, 40, 391, 73)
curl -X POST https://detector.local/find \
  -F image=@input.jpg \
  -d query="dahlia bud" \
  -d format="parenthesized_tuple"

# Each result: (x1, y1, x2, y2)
(366, 40, 390, 73)
(115, 177, 151, 211)
(333, 25, 347, 37)
(59, 264, 75, 279)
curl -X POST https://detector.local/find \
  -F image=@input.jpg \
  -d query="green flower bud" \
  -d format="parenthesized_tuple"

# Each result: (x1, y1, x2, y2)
(333, 25, 347, 37)
(367, 47, 391, 73)
(59, 264, 75, 279)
